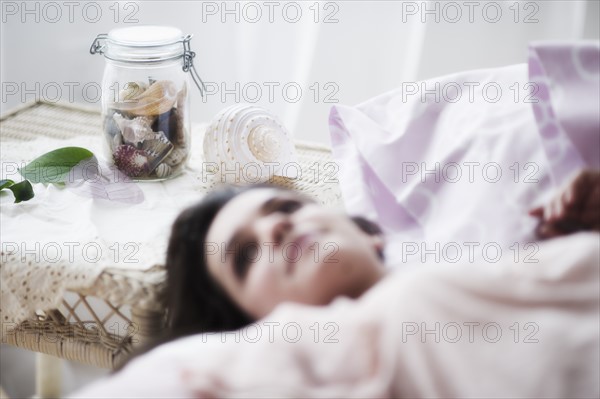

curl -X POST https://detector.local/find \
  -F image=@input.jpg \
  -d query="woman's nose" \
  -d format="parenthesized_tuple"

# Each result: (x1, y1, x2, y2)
(255, 214, 292, 245)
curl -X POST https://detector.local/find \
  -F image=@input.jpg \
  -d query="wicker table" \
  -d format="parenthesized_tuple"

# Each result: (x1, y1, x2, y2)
(0, 101, 342, 397)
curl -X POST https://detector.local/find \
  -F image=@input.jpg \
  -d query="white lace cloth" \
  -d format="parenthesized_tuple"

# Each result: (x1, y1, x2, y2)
(0, 124, 213, 331)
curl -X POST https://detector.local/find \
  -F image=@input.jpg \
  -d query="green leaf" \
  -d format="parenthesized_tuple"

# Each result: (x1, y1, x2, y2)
(0, 179, 15, 190)
(0, 179, 34, 203)
(19, 147, 95, 184)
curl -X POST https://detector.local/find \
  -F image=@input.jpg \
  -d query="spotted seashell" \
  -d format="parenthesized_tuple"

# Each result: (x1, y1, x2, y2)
(118, 81, 148, 102)
(113, 113, 156, 146)
(247, 124, 281, 163)
(113, 145, 151, 178)
(111, 80, 178, 117)
(203, 104, 296, 184)
(164, 147, 188, 168)
(155, 163, 172, 178)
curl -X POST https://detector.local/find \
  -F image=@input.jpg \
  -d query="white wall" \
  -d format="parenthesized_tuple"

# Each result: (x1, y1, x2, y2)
(1, 1, 598, 146)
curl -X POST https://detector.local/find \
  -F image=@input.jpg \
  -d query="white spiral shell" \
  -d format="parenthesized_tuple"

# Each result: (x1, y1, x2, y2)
(203, 104, 297, 184)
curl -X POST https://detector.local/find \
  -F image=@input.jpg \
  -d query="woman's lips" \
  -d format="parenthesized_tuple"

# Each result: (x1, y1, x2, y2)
(294, 232, 315, 251)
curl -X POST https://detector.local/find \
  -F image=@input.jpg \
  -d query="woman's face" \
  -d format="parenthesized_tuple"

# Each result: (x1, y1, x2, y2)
(205, 188, 385, 319)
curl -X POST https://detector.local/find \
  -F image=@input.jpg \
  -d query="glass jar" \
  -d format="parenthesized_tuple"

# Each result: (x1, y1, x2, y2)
(90, 26, 202, 180)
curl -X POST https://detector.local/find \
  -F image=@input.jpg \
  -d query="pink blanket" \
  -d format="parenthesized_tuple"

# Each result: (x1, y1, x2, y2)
(73, 233, 599, 397)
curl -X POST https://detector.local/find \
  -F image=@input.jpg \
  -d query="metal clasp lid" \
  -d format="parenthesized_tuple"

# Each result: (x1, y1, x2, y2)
(182, 34, 206, 97)
(89, 33, 107, 55)
(89, 32, 206, 97)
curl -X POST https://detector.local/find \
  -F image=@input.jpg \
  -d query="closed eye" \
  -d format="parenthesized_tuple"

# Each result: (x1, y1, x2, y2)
(233, 240, 259, 280)
(273, 199, 303, 214)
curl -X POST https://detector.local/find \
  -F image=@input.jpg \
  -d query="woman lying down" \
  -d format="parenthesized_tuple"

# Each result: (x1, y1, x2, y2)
(75, 170, 600, 398)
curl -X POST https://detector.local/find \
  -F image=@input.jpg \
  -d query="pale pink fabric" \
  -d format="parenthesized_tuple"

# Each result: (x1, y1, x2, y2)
(73, 233, 599, 398)
(330, 64, 556, 266)
(528, 42, 600, 182)
(329, 42, 599, 267)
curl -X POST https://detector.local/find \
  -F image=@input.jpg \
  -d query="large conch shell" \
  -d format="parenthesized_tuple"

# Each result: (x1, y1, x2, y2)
(111, 80, 178, 116)
(203, 104, 297, 184)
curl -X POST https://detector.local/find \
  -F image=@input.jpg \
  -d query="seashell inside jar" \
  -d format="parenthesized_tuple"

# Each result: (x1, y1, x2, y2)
(104, 79, 189, 180)
(92, 26, 196, 181)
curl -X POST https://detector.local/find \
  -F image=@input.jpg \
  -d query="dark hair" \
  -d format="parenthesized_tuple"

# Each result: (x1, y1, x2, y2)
(165, 186, 253, 336)
(116, 185, 383, 369)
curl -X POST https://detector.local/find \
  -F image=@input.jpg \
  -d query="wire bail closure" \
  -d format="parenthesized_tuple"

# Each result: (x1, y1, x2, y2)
(182, 34, 206, 97)
(89, 34, 107, 55)
(89, 33, 206, 97)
